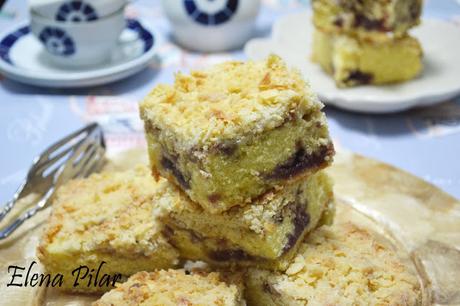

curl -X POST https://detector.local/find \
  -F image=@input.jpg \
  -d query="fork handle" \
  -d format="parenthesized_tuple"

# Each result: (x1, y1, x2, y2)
(0, 199, 15, 222)
(0, 189, 53, 240)
(0, 218, 24, 240)
(0, 200, 44, 240)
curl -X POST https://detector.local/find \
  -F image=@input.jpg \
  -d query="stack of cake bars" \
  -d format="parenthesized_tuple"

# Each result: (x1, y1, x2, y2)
(139, 54, 336, 271)
(37, 55, 336, 292)
(37, 56, 422, 304)
(311, 0, 424, 87)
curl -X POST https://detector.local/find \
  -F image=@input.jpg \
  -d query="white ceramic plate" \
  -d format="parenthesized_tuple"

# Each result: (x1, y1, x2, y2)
(0, 19, 159, 88)
(245, 12, 460, 113)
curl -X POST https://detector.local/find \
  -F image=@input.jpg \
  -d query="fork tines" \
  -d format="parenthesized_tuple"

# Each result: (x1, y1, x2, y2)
(0, 123, 106, 240)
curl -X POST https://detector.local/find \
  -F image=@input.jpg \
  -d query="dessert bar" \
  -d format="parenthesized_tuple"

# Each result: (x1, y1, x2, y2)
(312, 28, 423, 87)
(245, 223, 422, 305)
(159, 171, 334, 271)
(37, 166, 179, 293)
(94, 269, 246, 306)
(312, 0, 423, 40)
(140, 55, 334, 213)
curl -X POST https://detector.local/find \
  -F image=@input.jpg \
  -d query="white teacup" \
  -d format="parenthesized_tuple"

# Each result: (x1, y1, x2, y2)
(30, 0, 127, 21)
(30, 9, 125, 67)
(162, 0, 260, 52)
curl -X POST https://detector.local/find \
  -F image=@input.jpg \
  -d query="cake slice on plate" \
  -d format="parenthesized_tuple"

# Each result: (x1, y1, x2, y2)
(159, 171, 334, 271)
(312, 0, 423, 40)
(37, 166, 179, 293)
(312, 28, 423, 87)
(140, 55, 334, 214)
(245, 222, 422, 305)
(94, 269, 246, 306)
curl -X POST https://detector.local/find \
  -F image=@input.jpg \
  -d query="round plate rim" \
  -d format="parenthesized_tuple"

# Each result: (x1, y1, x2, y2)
(0, 19, 160, 88)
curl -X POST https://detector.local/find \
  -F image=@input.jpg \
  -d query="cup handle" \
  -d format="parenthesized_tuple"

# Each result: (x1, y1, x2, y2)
(118, 32, 138, 48)
(117, 20, 139, 50)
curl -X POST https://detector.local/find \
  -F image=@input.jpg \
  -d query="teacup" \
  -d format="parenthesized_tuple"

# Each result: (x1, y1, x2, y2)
(29, 0, 127, 21)
(162, 0, 261, 52)
(30, 8, 125, 67)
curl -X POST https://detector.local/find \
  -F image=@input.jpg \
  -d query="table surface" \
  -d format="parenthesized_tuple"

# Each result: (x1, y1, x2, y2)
(1, 0, 459, 204)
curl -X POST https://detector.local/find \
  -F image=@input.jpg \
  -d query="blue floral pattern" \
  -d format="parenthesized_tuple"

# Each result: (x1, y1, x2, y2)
(0, 26, 30, 64)
(55, 1, 98, 22)
(39, 27, 76, 56)
(0, 19, 154, 66)
(126, 19, 155, 52)
(184, 0, 239, 26)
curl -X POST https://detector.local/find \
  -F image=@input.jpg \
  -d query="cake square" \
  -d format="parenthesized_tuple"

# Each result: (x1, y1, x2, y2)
(158, 171, 334, 271)
(312, 0, 423, 40)
(245, 222, 422, 305)
(140, 55, 334, 213)
(312, 27, 423, 87)
(94, 269, 246, 306)
(37, 166, 180, 293)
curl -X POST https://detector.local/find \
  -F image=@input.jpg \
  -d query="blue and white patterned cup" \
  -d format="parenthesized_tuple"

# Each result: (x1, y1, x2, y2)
(30, 8, 125, 67)
(29, 0, 128, 21)
(162, 0, 260, 52)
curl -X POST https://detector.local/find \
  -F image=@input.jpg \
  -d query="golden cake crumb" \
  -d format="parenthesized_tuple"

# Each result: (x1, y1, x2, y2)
(246, 222, 422, 305)
(93, 269, 246, 306)
(140, 55, 333, 213)
(140, 54, 324, 151)
(37, 166, 180, 292)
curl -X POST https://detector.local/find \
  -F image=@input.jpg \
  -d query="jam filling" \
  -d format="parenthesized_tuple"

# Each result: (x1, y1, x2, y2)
(266, 143, 334, 180)
(208, 249, 257, 262)
(282, 203, 311, 254)
(263, 282, 281, 297)
(345, 70, 374, 85)
(213, 140, 239, 156)
(208, 193, 221, 204)
(161, 156, 190, 189)
(410, 2, 421, 20)
(354, 14, 386, 31)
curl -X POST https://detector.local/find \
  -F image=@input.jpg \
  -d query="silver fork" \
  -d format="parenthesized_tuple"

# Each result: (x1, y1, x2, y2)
(0, 123, 106, 240)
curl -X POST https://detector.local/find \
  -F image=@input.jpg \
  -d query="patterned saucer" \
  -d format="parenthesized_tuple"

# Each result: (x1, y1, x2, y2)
(0, 19, 158, 88)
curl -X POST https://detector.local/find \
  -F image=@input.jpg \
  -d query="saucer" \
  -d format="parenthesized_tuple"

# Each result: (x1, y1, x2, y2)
(0, 19, 159, 88)
(245, 12, 460, 113)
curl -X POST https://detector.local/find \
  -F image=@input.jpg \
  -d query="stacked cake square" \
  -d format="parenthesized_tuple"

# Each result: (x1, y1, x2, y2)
(139, 55, 335, 270)
(311, 0, 424, 87)
(37, 56, 422, 304)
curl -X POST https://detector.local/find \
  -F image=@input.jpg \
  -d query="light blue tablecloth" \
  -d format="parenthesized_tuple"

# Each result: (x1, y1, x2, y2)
(1, 0, 459, 204)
